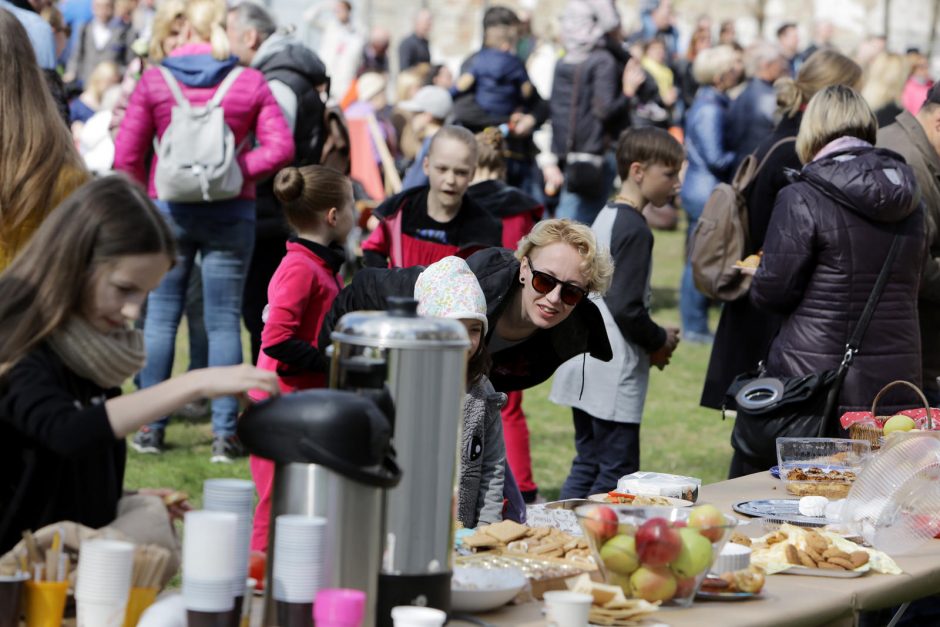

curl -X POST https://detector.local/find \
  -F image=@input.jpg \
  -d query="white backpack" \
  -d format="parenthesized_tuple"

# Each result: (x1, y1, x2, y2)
(153, 66, 245, 203)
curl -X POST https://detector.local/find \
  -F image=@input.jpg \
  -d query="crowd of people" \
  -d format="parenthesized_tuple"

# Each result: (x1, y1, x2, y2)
(2, 0, 940, 598)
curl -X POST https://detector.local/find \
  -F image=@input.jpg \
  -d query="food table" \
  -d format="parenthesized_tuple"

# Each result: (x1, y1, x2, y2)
(453, 472, 940, 627)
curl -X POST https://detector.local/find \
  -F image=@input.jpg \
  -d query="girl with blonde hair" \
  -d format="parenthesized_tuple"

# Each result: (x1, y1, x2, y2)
(0, 10, 89, 271)
(114, 0, 294, 461)
(701, 49, 864, 417)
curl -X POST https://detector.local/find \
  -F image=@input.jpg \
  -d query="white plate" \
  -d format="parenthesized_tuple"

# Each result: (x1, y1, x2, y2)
(587, 494, 693, 507)
(778, 565, 866, 578)
(696, 590, 762, 601)
(451, 567, 527, 613)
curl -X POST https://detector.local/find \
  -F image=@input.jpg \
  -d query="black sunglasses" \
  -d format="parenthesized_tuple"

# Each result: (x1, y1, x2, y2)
(525, 257, 588, 306)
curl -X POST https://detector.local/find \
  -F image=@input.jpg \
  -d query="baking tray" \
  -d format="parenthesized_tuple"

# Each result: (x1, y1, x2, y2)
(733, 499, 828, 527)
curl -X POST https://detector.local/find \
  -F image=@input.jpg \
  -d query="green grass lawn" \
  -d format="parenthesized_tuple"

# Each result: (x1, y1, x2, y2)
(124, 224, 734, 505)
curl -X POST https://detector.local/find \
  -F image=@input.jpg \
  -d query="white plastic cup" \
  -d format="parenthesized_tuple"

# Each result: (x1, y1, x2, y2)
(182, 578, 234, 612)
(203, 481, 254, 598)
(390, 606, 447, 627)
(75, 539, 134, 603)
(712, 543, 752, 574)
(543, 591, 592, 627)
(76, 597, 129, 627)
(183, 511, 238, 581)
(271, 515, 326, 603)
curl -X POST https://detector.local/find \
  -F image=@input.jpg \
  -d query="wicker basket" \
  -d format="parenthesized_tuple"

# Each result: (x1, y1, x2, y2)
(849, 380, 935, 450)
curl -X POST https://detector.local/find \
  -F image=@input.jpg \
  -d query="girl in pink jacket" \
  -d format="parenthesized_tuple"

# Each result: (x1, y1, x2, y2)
(113, 0, 294, 462)
(250, 164, 355, 551)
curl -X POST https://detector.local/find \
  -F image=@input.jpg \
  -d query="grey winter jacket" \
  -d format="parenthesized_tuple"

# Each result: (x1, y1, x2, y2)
(751, 146, 926, 415)
(458, 377, 507, 529)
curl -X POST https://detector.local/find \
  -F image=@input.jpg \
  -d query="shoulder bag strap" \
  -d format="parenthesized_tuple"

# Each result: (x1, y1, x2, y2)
(752, 137, 797, 177)
(818, 232, 902, 435)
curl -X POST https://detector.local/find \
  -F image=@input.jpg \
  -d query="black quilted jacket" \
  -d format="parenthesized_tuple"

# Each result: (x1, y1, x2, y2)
(750, 146, 926, 414)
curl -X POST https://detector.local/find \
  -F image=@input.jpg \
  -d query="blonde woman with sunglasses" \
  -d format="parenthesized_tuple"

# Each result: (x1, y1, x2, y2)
(321, 218, 613, 392)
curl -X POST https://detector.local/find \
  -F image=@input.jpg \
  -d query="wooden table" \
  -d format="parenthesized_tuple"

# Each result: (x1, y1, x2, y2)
(455, 472, 940, 627)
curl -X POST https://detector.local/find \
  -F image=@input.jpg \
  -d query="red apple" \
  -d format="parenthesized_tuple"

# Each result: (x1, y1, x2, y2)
(688, 504, 726, 542)
(583, 505, 619, 542)
(630, 565, 677, 603)
(635, 518, 682, 566)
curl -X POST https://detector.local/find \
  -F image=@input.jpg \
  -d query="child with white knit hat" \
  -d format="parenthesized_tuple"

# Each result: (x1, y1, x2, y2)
(415, 256, 508, 528)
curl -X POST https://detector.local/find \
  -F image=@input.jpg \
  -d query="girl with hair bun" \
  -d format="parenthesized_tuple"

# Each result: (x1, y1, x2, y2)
(114, 0, 294, 461)
(249, 164, 355, 552)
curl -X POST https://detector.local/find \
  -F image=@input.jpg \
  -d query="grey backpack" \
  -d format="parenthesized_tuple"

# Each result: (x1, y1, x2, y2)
(153, 66, 245, 203)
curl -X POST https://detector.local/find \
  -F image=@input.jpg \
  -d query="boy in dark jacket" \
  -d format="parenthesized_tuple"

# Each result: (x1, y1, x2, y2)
(361, 125, 502, 268)
(453, 21, 536, 118)
(551, 128, 682, 498)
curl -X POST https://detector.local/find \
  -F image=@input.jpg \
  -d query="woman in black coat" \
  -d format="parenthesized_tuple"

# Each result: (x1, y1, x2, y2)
(729, 85, 925, 477)
(700, 50, 863, 410)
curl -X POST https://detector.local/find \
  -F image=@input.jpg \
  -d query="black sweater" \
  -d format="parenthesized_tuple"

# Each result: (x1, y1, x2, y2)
(0, 344, 123, 554)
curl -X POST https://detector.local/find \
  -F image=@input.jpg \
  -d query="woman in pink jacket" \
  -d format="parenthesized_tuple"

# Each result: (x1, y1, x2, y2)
(113, 0, 294, 462)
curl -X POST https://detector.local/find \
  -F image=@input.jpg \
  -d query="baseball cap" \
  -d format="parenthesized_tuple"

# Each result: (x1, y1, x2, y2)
(398, 86, 454, 121)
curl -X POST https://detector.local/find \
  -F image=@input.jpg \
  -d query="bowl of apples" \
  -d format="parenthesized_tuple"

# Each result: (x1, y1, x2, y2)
(575, 504, 736, 608)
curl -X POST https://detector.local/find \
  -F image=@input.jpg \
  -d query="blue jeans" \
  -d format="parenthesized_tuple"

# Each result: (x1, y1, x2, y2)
(560, 409, 640, 499)
(555, 153, 617, 226)
(140, 208, 255, 436)
(506, 157, 546, 207)
(679, 212, 711, 336)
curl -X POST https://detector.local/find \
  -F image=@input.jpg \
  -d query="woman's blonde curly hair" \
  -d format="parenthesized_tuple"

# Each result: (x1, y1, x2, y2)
(515, 219, 614, 295)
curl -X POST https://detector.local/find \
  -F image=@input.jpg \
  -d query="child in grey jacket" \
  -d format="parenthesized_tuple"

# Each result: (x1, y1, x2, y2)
(415, 256, 507, 529)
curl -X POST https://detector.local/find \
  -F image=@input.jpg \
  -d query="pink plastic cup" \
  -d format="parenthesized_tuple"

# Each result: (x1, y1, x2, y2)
(314, 589, 366, 627)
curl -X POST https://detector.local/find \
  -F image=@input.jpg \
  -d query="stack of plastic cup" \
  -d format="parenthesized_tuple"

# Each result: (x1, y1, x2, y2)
(182, 511, 238, 617)
(202, 479, 254, 603)
(75, 539, 135, 627)
(273, 515, 327, 627)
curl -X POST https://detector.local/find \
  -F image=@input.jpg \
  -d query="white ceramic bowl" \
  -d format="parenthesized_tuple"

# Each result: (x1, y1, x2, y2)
(450, 566, 527, 613)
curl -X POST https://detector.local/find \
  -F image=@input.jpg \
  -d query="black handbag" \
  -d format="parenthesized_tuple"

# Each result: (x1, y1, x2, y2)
(563, 62, 605, 195)
(726, 233, 901, 466)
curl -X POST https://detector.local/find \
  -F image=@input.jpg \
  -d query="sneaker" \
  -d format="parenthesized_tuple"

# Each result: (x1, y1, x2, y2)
(211, 434, 247, 464)
(684, 331, 715, 345)
(130, 427, 165, 454)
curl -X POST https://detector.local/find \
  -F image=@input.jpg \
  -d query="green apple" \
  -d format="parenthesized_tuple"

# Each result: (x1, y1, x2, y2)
(883, 414, 916, 435)
(688, 504, 725, 542)
(629, 565, 677, 603)
(607, 571, 632, 595)
(671, 528, 713, 578)
(601, 534, 640, 575)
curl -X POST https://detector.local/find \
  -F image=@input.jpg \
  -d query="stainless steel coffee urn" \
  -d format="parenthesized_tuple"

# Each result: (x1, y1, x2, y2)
(238, 389, 401, 627)
(330, 297, 469, 625)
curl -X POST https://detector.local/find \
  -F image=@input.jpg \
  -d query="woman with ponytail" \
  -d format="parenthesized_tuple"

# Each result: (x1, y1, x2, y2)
(700, 50, 863, 417)
(114, 0, 294, 461)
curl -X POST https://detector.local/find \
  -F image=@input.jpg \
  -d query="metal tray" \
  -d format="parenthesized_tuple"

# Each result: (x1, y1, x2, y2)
(733, 499, 828, 527)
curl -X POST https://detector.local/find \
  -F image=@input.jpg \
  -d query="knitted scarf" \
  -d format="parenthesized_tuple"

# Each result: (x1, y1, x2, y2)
(47, 317, 146, 389)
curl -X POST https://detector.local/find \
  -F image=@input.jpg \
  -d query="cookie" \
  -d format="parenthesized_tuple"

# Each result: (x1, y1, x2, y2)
(827, 556, 855, 570)
(804, 530, 829, 554)
(817, 561, 845, 570)
(850, 551, 870, 568)
(485, 520, 529, 543)
(804, 545, 824, 563)
(797, 548, 817, 568)
(785, 544, 800, 565)
(822, 547, 851, 561)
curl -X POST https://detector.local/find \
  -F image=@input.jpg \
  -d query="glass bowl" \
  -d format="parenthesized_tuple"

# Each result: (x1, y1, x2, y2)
(575, 504, 736, 608)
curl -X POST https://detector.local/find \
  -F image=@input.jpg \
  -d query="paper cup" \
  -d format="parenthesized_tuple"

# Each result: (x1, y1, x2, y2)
(712, 543, 751, 575)
(0, 574, 28, 627)
(183, 511, 238, 581)
(77, 597, 129, 627)
(390, 606, 447, 627)
(24, 580, 69, 627)
(543, 591, 592, 627)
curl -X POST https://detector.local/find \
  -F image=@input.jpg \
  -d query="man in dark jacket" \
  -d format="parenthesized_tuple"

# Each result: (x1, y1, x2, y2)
(398, 8, 432, 71)
(878, 85, 940, 405)
(228, 2, 327, 362)
(727, 43, 787, 167)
